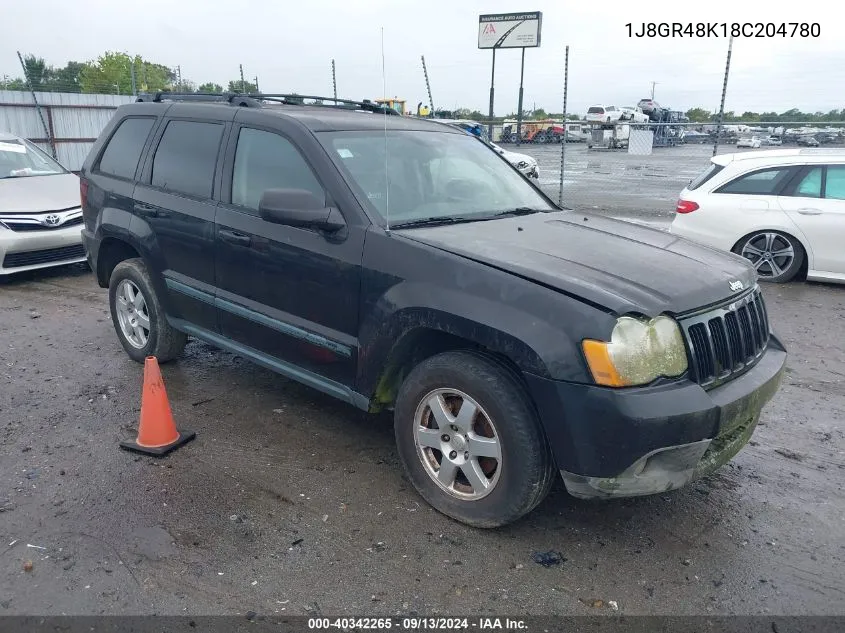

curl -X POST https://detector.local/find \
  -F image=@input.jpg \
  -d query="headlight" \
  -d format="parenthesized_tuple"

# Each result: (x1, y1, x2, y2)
(582, 316, 688, 387)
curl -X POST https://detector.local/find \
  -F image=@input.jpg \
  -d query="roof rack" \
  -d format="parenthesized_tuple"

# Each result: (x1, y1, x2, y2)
(135, 92, 401, 115)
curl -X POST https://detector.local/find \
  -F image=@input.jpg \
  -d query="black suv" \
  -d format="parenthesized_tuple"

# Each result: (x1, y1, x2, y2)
(80, 93, 786, 528)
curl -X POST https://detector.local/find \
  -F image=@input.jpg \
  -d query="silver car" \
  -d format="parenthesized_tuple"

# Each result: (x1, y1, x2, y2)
(0, 132, 84, 276)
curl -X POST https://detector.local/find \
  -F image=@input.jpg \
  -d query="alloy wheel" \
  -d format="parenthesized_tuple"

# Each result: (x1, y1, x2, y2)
(413, 388, 502, 501)
(741, 232, 795, 279)
(115, 279, 151, 349)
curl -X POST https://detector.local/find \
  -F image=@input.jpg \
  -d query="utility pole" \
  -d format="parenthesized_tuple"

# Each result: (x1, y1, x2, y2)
(516, 47, 526, 145)
(713, 36, 733, 157)
(558, 45, 570, 207)
(239, 64, 245, 93)
(651, 81, 658, 99)
(130, 56, 137, 96)
(18, 50, 56, 160)
(331, 59, 337, 101)
(176, 65, 182, 91)
(421, 55, 433, 116)
(254, 76, 260, 93)
(487, 47, 497, 139)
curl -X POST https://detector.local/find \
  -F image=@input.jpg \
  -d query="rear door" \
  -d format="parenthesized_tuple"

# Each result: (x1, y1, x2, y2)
(134, 109, 233, 332)
(779, 164, 845, 274)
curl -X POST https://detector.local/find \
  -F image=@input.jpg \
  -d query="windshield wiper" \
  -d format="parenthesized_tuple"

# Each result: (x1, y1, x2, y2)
(391, 216, 474, 229)
(490, 207, 547, 217)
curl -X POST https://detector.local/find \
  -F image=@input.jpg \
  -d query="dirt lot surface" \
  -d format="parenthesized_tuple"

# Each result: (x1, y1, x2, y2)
(1, 264, 843, 616)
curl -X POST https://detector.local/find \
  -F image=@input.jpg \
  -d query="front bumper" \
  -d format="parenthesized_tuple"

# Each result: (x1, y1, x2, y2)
(525, 336, 787, 499)
(0, 224, 86, 275)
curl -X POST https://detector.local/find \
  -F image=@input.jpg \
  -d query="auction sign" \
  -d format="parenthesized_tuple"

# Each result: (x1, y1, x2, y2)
(478, 12, 543, 48)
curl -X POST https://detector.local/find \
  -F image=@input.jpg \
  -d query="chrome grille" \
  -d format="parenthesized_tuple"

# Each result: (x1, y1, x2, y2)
(681, 288, 770, 388)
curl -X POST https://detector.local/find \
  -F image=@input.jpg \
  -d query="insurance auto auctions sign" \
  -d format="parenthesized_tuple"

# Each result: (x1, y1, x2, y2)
(478, 12, 542, 49)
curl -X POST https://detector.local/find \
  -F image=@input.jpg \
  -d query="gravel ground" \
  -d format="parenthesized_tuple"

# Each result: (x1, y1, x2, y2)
(1, 263, 843, 616)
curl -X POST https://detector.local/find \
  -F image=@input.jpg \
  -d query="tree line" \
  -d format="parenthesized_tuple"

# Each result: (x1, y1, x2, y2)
(1, 53, 256, 96)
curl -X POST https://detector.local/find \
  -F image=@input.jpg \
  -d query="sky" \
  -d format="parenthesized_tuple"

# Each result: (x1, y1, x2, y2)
(2, 0, 842, 117)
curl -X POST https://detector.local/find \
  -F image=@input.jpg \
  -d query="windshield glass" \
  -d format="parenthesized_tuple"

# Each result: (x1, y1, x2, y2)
(0, 137, 66, 178)
(318, 130, 555, 226)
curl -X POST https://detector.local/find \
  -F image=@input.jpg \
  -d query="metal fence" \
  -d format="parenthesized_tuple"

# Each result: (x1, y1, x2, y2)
(0, 90, 132, 170)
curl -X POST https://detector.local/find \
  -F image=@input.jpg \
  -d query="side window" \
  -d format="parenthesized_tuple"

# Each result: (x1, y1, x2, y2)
(151, 120, 224, 199)
(791, 167, 822, 198)
(97, 117, 155, 180)
(231, 128, 324, 211)
(824, 165, 845, 200)
(716, 167, 795, 195)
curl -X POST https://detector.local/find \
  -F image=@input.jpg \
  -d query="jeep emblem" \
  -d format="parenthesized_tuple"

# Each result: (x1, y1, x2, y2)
(729, 280, 744, 292)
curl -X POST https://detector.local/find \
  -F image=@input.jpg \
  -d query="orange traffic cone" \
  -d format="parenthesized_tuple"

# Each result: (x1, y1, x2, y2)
(120, 356, 195, 456)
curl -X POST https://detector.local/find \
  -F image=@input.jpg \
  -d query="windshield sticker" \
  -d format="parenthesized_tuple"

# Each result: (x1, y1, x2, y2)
(336, 148, 354, 159)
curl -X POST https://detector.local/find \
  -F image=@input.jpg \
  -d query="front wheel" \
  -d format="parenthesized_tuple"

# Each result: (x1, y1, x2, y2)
(733, 231, 805, 283)
(108, 258, 187, 363)
(394, 351, 555, 528)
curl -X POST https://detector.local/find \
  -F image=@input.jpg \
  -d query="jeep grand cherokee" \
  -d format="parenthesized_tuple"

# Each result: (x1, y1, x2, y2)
(80, 93, 786, 527)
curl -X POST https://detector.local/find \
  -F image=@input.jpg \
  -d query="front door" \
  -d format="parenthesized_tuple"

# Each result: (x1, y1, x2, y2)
(779, 164, 845, 275)
(214, 123, 366, 388)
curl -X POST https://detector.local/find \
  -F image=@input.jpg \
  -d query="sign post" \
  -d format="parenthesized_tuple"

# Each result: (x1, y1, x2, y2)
(478, 11, 542, 144)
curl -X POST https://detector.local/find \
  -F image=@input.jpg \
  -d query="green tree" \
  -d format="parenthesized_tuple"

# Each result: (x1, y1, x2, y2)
(21, 55, 50, 90)
(227, 79, 258, 93)
(48, 61, 87, 92)
(685, 107, 711, 122)
(2, 77, 27, 90)
(198, 82, 223, 93)
(531, 108, 548, 119)
(81, 52, 174, 94)
(741, 111, 761, 122)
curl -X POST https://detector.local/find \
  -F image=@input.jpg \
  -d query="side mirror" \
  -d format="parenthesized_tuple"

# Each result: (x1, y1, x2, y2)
(258, 188, 346, 232)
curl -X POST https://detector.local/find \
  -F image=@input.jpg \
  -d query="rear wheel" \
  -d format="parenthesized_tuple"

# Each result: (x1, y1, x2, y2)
(109, 258, 187, 362)
(733, 231, 804, 283)
(394, 351, 555, 528)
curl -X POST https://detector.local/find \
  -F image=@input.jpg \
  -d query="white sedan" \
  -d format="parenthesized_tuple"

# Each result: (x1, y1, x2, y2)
(619, 106, 649, 123)
(737, 137, 762, 148)
(670, 148, 845, 284)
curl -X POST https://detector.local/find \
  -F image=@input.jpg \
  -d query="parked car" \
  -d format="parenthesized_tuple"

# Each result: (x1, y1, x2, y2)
(619, 106, 649, 123)
(0, 132, 85, 276)
(737, 136, 762, 149)
(437, 120, 539, 179)
(637, 98, 661, 114)
(797, 135, 820, 147)
(763, 136, 782, 146)
(81, 94, 786, 527)
(671, 148, 845, 284)
(681, 130, 709, 144)
(586, 105, 624, 124)
(485, 140, 540, 179)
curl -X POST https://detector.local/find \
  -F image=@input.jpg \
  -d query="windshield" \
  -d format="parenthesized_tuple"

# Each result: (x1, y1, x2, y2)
(0, 137, 67, 178)
(318, 130, 555, 226)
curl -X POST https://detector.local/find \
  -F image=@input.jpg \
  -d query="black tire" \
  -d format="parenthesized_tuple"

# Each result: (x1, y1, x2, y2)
(732, 231, 805, 283)
(108, 258, 187, 363)
(394, 351, 555, 528)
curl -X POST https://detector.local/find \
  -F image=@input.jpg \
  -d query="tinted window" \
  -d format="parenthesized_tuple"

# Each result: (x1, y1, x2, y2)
(688, 162, 724, 191)
(588, 107, 604, 114)
(825, 166, 845, 200)
(151, 120, 223, 198)
(231, 128, 324, 211)
(717, 167, 795, 195)
(792, 167, 822, 198)
(98, 117, 155, 180)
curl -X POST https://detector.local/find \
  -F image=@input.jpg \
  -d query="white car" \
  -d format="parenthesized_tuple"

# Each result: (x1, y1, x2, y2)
(737, 136, 762, 149)
(619, 106, 649, 123)
(0, 132, 84, 276)
(586, 105, 624, 124)
(670, 148, 845, 284)
(764, 136, 783, 146)
(487, 141, 539, 179)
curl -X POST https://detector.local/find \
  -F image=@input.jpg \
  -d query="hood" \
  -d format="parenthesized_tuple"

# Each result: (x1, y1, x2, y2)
(397, 211, 756, 316)
(0, 173, 80, 214)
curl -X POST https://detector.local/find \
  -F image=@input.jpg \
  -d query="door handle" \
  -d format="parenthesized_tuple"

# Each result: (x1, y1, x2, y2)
(134, 203, 159, 217)
(797, 208, 823, 215)
(219, 229, 252, 246)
